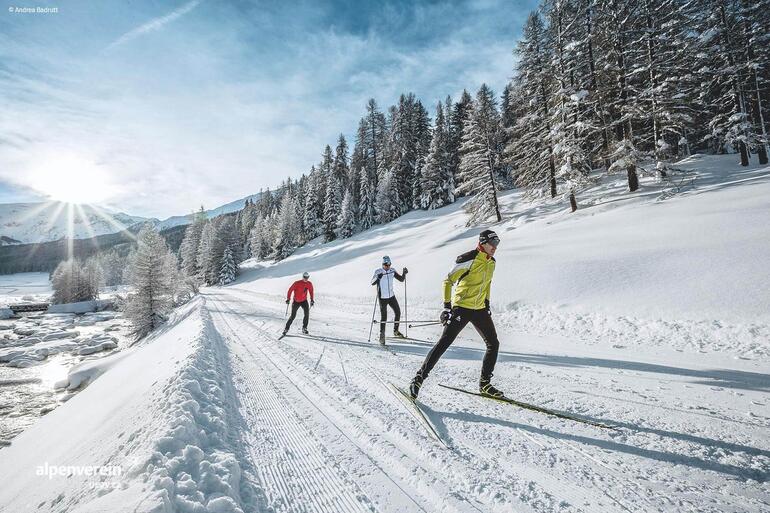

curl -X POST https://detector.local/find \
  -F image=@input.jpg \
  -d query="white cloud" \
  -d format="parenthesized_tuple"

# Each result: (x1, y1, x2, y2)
(105, 0, 203, 51)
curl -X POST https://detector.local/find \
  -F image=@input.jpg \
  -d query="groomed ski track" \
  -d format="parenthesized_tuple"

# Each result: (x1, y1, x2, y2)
(205, 286, 769, 513)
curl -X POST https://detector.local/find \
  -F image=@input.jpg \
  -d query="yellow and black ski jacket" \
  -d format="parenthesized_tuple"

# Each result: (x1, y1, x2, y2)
(443, 246, 495, 310)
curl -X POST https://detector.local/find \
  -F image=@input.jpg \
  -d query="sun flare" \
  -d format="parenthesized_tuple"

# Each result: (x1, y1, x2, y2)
(27, 153, 117, 204)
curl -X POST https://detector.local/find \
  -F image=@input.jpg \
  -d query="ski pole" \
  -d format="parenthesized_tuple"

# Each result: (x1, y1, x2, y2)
(404, 272, 408, 338)
(367, 292, 378, 342)
(373, 320, 436, 324)
(408, 321, 443, 328)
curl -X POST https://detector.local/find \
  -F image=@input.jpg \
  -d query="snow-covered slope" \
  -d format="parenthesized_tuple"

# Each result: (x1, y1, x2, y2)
(238, 154, 770, 357)
(0, 202, 147, 244)
(0, 298, 251, 512)
(1, 155, 768, 513)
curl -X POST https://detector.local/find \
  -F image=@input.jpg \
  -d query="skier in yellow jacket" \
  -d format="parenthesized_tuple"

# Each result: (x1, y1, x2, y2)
(409, 229, 503, 399)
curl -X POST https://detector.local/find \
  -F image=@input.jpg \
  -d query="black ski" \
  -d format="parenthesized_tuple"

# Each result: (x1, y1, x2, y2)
(438, 384, 617, 430)
(389, 383, 448, 446)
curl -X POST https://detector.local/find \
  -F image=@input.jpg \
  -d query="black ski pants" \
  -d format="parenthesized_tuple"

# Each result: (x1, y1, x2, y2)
(379, 296, 401, 335)
(285, 300, 310, 331)
(418, 307, 500, 381)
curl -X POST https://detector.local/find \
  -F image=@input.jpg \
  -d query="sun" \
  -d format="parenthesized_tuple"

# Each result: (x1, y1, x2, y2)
(27, 153, 117, 204)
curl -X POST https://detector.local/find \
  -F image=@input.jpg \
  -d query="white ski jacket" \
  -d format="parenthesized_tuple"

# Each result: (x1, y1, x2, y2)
(371, 267, 405, 299)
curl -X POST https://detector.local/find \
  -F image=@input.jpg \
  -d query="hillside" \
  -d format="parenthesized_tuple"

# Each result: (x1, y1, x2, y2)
(0, 155, 767, 513)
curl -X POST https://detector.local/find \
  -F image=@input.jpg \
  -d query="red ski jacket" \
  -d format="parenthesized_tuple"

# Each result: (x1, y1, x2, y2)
(287, 280, 314, 303)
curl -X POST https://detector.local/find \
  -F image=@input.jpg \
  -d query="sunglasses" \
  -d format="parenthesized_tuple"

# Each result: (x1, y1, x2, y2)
(486, 238, 500, 248)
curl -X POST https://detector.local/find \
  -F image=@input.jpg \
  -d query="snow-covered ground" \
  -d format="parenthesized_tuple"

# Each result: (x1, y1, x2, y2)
(0, 272, 53, 306)
(0, 155, 768, 512)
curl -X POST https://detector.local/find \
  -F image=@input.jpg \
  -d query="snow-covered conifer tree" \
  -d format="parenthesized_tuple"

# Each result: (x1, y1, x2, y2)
(179, 206, 207, 278)
(420, 102, 454, 209)
(274, 194, 300, 260)
(337, 190, 357, 239)
(219, 245, 236, 285)
(323, 171, 341, 242)
(124, 226, 180, 339)
(457, 84, 503, 225)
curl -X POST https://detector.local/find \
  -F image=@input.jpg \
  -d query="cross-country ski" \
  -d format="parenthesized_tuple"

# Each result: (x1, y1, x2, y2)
(438, 383, 618, 430)
(2, 3, 769, 513)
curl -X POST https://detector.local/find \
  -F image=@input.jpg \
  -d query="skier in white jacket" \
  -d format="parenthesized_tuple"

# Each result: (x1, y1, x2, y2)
(371, 255, 408, 345)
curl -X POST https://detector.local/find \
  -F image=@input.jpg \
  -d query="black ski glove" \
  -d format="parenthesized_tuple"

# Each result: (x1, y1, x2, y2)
(484, 299, 491, 316)
(440, 303, 452, 325)
(285, 299, 290, 305)
(310, 300, 315, 307)
(402, 267, 408, 275)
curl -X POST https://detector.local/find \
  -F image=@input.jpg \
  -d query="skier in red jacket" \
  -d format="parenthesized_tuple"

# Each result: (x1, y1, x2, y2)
(283, 272, 314, 336)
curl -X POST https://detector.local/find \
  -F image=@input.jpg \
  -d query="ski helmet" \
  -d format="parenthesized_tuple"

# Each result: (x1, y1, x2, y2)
(302, 272, 310, 279)
(479, 229, 500, 247)
(382, 255, 391, 265)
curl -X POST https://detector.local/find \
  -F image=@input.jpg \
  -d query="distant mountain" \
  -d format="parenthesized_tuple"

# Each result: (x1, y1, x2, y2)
(0, 193, 263, 244)
(154, 193, 263, 230)
(0, 235, 21, 246)
(0, 202, 148, 244)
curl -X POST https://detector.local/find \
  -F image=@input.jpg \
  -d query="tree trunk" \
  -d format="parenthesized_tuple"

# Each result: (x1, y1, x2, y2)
(569, 192, 577, 212)
(759, 144, 769, 165)
(549, 153, 557, 198)
(627, 165, 639, 192)
(739, 140, 750, 167)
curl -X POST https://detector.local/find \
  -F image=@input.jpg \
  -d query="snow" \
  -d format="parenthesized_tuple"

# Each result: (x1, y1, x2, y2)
(0, 271, 52, 306)
(0, 298, 249, 512)
(47, 299, 114, 314)
(0, 155, 768, 512)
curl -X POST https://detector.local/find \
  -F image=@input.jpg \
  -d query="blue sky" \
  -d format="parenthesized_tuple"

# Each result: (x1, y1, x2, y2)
(0, 0, 534, 218)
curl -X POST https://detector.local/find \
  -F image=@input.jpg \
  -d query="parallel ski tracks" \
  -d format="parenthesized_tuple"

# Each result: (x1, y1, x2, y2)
(211, 292, 592, 513)
(210, 289, 751, 513)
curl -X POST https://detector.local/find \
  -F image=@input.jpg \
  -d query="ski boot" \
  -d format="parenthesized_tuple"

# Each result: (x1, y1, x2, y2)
(302, 328, 309, 335)
(393, 330, 406, 339)
(379, 333, 386, 346)
(409, 373, 424, 400)
(281, 329, 288, 338)
(479, 378, 505, 399)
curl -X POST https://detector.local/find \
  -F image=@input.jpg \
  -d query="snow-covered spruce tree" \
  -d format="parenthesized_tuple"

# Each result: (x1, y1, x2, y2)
(303, 167, 321, 240)
(323, 170, 341, 242)
(449, 90, 473, 195)
(349, 119, 367, 209)
(219, 245, 236, 285)
(546, 0, 592, 211)
(218, 216, 242, 264)
(458, 84, 503, 225)
(376, 169, 401, 224)
(179, 206, 207, 278)
(337, 190, 357, 239)
(274, 193, 300, 260)
(412, 99, 432, 210)
(364, 99, 387, 183)
(123, 226, 180, 339)
(358, 162, 377, 230)
(507, 11, 558, 199)
(420, 102, 454, 209)
(333, 134, 350, 193)
(196, 219, 223, 286)
(248, 214, 270, 260)
(594, 0, 641, 190)
(692, 0, 768, 166)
